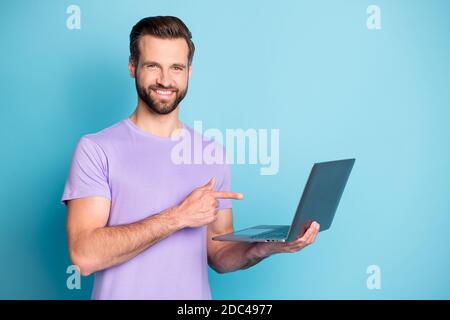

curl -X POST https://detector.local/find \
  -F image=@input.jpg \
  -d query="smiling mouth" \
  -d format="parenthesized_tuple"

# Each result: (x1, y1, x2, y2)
(152, 89, 176, 98)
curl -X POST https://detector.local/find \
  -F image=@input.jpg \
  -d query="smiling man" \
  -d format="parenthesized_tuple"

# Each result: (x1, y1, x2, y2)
(61, 16, 320, 300)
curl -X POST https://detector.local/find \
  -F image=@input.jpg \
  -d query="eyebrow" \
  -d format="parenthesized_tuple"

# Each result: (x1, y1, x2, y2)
(142, 61, 187, 69)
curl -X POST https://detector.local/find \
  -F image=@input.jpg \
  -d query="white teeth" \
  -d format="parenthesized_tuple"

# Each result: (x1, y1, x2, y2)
(156, 90, 172, 95)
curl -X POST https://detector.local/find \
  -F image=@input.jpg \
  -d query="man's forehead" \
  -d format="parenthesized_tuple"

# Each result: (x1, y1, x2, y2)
(138, 35, 189, 63)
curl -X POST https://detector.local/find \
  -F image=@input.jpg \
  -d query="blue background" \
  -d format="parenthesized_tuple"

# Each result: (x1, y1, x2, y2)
(0, 0, 449, 299)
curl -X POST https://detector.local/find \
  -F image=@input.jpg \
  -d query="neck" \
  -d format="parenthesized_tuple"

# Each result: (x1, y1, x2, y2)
(129, 100, 182, 138)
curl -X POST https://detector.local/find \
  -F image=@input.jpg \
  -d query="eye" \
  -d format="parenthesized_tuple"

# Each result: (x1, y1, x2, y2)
(173, 66, 183, 71)
(146, 64, 157, 69)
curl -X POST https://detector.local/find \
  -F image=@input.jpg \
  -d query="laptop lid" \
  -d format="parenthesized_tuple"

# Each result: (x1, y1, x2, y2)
(285, 158, 355, 242)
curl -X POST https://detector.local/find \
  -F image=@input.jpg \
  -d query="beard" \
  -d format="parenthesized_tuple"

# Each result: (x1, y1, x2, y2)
(135, 76, 188, 115)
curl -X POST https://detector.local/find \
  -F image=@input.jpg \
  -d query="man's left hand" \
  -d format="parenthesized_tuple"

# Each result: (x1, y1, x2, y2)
(252, 221, 320, 257)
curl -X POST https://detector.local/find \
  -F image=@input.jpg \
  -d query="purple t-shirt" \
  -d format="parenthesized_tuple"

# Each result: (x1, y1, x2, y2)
(61, 118, 232, 300)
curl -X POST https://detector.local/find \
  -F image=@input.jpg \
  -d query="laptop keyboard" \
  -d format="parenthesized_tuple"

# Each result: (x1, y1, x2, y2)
(249, 226, 290, 239)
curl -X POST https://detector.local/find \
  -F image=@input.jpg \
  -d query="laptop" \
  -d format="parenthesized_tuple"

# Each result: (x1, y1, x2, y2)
(212, 158, 355, 243)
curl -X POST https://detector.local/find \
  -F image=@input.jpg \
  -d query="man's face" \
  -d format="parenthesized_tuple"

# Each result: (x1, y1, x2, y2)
(130, 35, 192, 115)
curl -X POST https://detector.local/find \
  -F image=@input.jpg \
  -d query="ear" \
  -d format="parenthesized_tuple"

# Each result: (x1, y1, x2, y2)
(188, 64, 192, 78)
(128, 56, 136, 78)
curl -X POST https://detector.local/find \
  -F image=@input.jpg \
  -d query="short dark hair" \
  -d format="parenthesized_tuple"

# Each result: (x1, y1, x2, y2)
(129, 16, 195, 66)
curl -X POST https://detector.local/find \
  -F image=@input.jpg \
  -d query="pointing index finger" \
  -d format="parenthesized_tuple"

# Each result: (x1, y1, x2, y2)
(210, 191, 244, 200)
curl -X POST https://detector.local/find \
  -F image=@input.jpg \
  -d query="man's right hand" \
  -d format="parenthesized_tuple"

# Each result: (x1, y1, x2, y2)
(173, 177, 244, 228)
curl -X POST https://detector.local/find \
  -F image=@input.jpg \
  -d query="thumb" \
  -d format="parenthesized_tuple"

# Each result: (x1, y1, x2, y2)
(203, 177, 216, 191)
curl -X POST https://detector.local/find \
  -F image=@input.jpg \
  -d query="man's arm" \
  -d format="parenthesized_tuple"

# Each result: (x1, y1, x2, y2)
(66, 196, 183, 276)
(207, 209, 320, 274)
(67, 177, 243, 277)
(207, 208, 268, 273)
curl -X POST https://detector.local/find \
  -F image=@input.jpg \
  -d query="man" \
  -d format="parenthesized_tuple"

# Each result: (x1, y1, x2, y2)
(61, 16, 320, 300)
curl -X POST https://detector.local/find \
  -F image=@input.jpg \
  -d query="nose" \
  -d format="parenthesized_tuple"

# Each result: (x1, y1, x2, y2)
(156, 68, 172, 88)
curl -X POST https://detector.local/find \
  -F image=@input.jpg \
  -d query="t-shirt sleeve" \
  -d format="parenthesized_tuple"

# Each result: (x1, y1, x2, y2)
(61, 136, 111, 206)
(216, 161, 233, 211)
